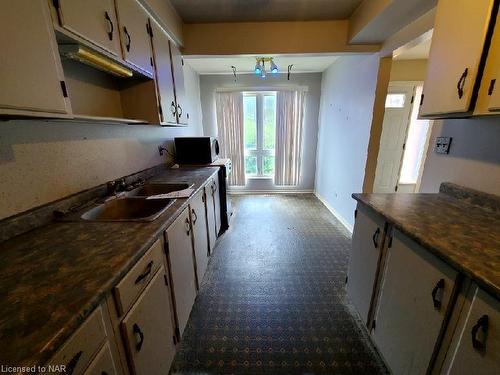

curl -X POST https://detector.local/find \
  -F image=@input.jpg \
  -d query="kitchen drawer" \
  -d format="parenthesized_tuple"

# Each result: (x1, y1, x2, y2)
(114, 239, 164, 316)
(48, 306, 107, 375)
(83, 341, 118, 375)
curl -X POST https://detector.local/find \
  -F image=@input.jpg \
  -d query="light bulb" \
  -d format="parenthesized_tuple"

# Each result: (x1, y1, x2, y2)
(254, 62, 262, 75)
(270, 60, 279, 74)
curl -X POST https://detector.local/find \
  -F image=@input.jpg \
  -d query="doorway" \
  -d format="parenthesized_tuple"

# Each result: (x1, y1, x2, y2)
(373, 82, 432, 193)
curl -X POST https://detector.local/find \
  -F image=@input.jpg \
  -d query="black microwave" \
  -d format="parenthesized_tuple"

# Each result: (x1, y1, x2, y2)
(174, 137, 220, 164)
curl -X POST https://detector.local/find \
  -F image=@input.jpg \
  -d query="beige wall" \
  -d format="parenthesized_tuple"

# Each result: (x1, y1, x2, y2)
(420, 117, 500, 195)
(182, 20, 380, 55)
(0, 64, 203, 220)
(390, 59, 428, 81)
(315, 54, 381, 229)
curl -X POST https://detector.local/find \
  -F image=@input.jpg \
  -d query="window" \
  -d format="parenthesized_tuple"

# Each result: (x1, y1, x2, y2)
(385, 93, 406, 108)
(243, 92, 277, 176)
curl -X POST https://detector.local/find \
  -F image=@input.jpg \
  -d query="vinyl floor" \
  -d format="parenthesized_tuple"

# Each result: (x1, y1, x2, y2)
(171, 194, 388, 375)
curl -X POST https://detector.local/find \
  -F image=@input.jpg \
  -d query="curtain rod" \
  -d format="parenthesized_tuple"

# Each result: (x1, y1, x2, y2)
(215, 85, 309, 93)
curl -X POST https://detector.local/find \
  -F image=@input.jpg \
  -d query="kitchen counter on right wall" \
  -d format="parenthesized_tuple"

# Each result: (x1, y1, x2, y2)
(352, 182, 500, 299)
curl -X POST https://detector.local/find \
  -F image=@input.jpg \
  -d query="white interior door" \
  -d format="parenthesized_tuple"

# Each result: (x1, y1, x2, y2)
(373, 84, 414, 193)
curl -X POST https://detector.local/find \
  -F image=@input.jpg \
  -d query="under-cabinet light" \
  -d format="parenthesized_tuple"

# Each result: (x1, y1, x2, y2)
(59, 44, 133, 78)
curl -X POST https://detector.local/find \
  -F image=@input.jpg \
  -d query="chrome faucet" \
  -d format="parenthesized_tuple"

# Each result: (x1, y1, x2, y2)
(106, 178, 127, 196)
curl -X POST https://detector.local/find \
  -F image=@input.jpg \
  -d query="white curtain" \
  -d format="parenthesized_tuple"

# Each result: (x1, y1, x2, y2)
(275, 90, 305, 186)
(215, 92, 245, 186)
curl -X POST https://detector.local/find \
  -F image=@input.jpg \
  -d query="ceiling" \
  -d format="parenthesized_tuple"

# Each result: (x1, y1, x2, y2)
(169, 0, 363, 23)
(184, 55, 340, 74)
(393, 30, 433, 60)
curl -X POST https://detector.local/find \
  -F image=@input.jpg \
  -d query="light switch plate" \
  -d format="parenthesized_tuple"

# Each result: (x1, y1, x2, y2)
(435, 137, 452, 154)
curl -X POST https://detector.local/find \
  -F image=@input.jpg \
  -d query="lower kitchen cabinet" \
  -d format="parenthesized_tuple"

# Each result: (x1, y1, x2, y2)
(121, 267, 176, 375)
(211, 177, 222, 237)
(189, 188, 210, 285)
(372, 229, 458, 375)
(83, 342, 118, 375)
(165, 207, 198, 336)
(347, 204, 385, 324)
(205, 184, 217, 252)
(441, 285, 500, 374)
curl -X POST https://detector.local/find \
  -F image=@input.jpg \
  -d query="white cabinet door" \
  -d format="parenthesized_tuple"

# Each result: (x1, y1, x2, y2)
(165, 207, 197, 336)
(0, 0, 69, 115)
(115, 0, 153, 75)
(372, 230, 458, 375)
(474, 9, 500, 115)
(444, 286, 500, 375)
(57, 0, 122, 56)
(346, 205, 385, 324)
(189, 189, 210, 285)
(121, 268, 176, 375)
(83, 342, 118, 375)
(169, 42, 188, 125)
(212, 177, 222, 237)
(420, 0, 496, 117)
(150, 20, 177, 124)
(205, 185, 217, 253)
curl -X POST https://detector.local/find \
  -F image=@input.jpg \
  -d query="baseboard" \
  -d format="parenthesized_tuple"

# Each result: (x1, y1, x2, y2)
(314, 191, 354, 234)
(228, 189, 314, 195)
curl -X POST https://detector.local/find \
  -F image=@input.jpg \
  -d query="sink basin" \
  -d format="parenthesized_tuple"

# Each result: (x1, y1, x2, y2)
(128, 183, 190, 197)
(81, 198, 174, 222)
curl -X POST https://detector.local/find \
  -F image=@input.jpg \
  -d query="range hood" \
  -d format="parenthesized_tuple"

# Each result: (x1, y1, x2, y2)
(59, 44, 133, 78)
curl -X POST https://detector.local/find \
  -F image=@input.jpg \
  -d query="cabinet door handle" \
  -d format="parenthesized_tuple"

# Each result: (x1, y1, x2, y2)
(171, 101, 177, 115)
(457, 68, 468, 99)
(123, 26, 131, 52)
(431, 278, 445, 309)
(177, 104, 183, 117)
(104, 11, 114, 41)
(192, 209, 198, 225)
(185, 217, 191, 235)
(134, 260, 153, 284)
(372, 228, 380, 248)
(471, 314, 489, 351)
(488, 79, 496, 96)
(133, 323, 145, 351)
(65, 350, 83, 375)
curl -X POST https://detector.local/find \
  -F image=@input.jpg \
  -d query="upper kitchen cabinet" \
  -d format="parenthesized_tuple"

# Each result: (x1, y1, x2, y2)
(475, 8, 500, 115)
(53, 0, 122, 57)
(0, 0, 71, 117)
(170, 43, 189, 125)
(115, 0, 154, 75)
(150, 19, 177, 124)
(420, 0, 497, 118)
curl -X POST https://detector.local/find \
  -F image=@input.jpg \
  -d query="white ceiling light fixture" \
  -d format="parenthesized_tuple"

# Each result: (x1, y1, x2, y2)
(254, 57, 279, 78)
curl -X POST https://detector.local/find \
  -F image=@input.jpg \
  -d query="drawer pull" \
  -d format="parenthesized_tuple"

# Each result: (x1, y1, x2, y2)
(134, 261, 153, 284)
(471, 314, 489, 351)
(431, 279, 445, 309)
(185, 218, 191, 236)
(192, 209, 198, 225)
(104, 11, 114, 41)
(177, 104, 183, 117)
(133, 323, 145, 351)
(372, 228, 380, 248)
(66, 350, 83, 375)
(457, 68, 468, 99)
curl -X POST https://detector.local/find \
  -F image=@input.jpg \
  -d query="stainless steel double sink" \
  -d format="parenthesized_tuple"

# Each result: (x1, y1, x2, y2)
(79, 183, 190, 222)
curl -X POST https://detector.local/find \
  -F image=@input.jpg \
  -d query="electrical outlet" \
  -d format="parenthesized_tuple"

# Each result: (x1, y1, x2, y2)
(435, 137, 452, 154)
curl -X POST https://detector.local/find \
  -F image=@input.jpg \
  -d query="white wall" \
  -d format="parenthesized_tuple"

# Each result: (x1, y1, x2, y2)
(419, 117, 500, 195)
(315, 55, 380, 229)
(0, 64, 203, 220)
(199, 72, 322, 192)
